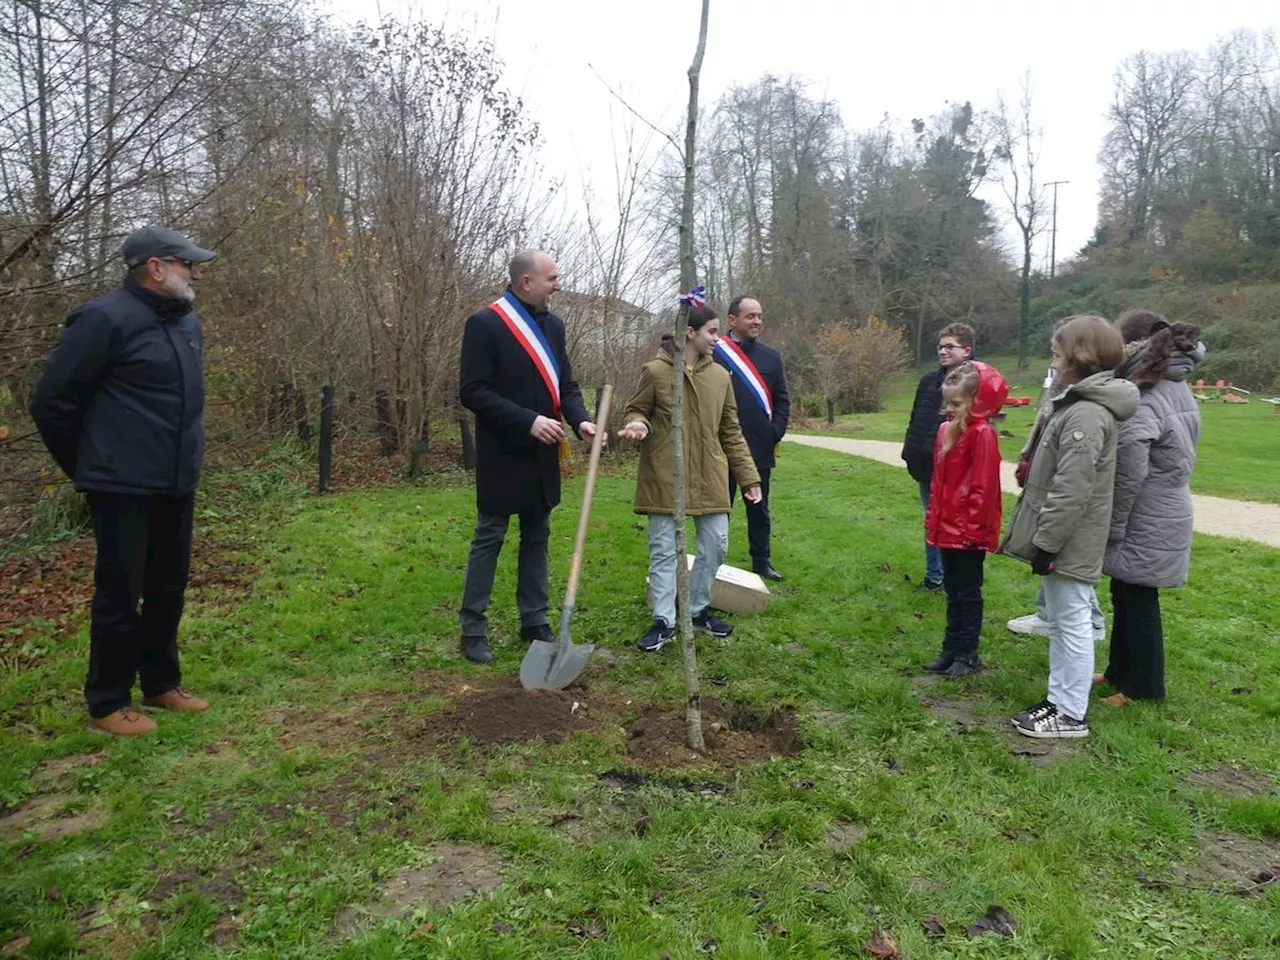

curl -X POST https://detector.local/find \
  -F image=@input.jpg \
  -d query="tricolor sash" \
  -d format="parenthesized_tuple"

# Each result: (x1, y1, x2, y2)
(491, 291, 561, 416)
(715, 337, 772, 419)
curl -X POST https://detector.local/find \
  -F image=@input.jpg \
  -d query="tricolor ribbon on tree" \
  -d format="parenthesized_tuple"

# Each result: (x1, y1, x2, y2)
(714, 336, 773, 419)
(490, 290, 561, 416)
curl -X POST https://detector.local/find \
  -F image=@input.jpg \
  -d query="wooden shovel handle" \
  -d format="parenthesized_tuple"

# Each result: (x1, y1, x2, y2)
(562, 385, 612, 611)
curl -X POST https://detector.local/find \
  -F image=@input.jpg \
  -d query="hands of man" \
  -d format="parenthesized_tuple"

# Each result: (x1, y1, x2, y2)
(578, 421, 607, 447)
(530, 415, 566, 445)
(743, 484, 763, 504)
(620, 421, 649, 442)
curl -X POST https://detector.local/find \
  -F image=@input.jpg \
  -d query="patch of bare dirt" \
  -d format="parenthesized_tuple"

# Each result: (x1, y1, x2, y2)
(209, 913, 238, 948)
(33, 751, 104, 791)
(1161, 832, 1280, 896)
(1187, 767, 1274, 798)
(267, 689, 418, 754)
(331, 843, 504, 936)
(150, 864, 245, 907)
(420, 674, 603, 748)
(0, 793, 107, 843)
(825, 818, 868, 852)
(625, 700, 801, 769)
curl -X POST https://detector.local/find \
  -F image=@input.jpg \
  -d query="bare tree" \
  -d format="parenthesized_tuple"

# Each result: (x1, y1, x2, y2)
(992, 75, 1045, 369)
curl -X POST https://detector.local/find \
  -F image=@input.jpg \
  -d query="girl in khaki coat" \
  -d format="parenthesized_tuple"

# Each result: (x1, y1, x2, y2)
(621, 306, 761, 651)
(1001, 316, 1138, 739)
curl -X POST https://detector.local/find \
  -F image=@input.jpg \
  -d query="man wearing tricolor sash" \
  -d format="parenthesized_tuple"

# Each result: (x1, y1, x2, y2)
(457, 251, 595, 664)
(714, 296, 791, 582)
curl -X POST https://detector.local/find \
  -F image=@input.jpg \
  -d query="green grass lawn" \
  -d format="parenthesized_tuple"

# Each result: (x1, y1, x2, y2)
(2, 449, 1279, 958)
(804, 356, 1280, 504)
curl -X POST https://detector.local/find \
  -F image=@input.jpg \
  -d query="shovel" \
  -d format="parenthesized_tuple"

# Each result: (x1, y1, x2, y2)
(520, 384, 613, 691)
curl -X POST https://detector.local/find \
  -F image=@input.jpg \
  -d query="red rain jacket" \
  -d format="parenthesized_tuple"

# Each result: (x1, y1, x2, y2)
(926, 361, 1010, 552)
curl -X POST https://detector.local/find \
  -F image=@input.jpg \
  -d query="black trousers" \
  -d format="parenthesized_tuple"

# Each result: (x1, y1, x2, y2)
(729, 466, 772, 561)
(86, 492, 194, 717)
(1106, 577, 1165, 700)
(459, 507, 551, 639)
(941, 548, 985, 658)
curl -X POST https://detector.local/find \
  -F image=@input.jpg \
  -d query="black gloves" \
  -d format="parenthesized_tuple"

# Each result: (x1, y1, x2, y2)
(1031, 549, 1057, 576)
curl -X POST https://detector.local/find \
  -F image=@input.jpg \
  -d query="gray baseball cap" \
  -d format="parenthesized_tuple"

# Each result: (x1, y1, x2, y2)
(121, 225, 217, 268)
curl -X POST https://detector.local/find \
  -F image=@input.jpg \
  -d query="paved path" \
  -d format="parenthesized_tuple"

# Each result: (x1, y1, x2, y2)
(786, 434, 1280, 549)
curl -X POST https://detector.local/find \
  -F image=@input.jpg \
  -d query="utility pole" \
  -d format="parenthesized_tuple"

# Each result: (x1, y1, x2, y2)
(1046, 180, 1068, 280)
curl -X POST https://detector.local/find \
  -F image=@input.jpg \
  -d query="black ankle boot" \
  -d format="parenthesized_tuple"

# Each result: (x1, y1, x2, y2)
(923, 651, 955, 672)
(943, 656, 983, 678)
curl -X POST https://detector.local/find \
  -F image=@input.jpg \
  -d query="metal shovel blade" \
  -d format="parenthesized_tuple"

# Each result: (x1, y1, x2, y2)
(520, 630, 594, 692)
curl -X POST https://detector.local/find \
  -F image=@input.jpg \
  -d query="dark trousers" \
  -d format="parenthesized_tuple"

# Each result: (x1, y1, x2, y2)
(459, 508, 551, 638)
(86, 492, 194, 718)
(1106, 578, 1165, 700)
(729, 466, 772, 561)
(941, 548, 985, 658)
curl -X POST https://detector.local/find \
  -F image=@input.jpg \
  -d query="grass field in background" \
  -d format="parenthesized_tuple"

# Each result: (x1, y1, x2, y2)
(2, 447, 1278, 958)
(803, 356, 1280, 504)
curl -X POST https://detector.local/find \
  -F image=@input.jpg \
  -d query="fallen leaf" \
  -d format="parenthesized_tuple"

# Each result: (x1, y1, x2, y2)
(698, 938, 718, 953)
(759, 918, 789, 937)
(549, 810, 582, 826)
(789, 779, 815, 790)
(493, 921, 513, 934)
(2, 935, 32, 957)
(880, 563, 892, 573)
(411, 922, 434, 937)
(634, 814, 650, 837)
(46, 886, 61, 901)
(805, 881, 830, 893)
(760, 826, 784, 849)
(862, 928, 900, 958)
(921, 915, 947, 939)
(965, 904, 1017, 939)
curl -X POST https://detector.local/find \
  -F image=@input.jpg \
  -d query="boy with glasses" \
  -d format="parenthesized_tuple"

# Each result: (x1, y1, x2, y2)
(901, 323, 975, 591)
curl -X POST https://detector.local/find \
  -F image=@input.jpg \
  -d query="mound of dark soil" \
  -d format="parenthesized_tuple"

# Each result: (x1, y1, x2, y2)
(625, 699, 800, 769)
(420, 675, 601, 747)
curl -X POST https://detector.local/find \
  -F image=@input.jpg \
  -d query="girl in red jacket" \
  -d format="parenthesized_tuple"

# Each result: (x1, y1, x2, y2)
(922, 360, 1010, 677)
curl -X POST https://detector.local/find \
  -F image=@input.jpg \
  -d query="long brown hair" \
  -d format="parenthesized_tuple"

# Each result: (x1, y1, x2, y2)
(941, 362, 980, 456)
(1116, 309, 1202, 388)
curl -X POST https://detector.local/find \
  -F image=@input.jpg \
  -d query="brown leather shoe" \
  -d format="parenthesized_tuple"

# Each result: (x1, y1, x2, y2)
(89, 707, 158, 737)
(141, 687, 210, 712)
(1099, 692, 1131, 708)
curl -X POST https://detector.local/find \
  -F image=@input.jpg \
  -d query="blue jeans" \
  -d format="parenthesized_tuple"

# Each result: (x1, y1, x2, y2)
(648, 513, 728, 627)
(918, 480, 943, 585)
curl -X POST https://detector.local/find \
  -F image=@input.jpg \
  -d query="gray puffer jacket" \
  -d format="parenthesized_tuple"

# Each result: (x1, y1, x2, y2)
(1001, 371, 1140, 583)
(1102, 349, 1202, 587)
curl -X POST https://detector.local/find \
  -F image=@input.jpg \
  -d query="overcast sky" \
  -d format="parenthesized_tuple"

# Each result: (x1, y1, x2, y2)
(331, 0, 1279, 272)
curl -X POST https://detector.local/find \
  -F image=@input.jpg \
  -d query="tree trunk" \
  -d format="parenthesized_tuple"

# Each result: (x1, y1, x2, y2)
(674, 0, 711, 754)
(1018, 238, 1032, 369)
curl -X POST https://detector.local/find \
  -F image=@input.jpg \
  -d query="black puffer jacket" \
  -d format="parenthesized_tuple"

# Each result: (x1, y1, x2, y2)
(901, 368, 945, 483)
(31, 277, 206, 496)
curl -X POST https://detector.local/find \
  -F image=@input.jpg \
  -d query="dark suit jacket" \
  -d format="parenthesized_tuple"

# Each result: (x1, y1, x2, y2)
(458, 292, 589, 516)
(714, 335, 790, 469)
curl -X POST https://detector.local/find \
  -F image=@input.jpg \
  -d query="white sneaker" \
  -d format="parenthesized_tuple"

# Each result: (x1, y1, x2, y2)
(1006, 613, 1051, 637)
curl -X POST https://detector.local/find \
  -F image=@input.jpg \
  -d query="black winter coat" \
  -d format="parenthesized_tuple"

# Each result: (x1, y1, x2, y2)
(31, 277, 205, 496)
(458, 293, 590, 516)
(713, 336, 790, 468)
(902, 368, 945, 484)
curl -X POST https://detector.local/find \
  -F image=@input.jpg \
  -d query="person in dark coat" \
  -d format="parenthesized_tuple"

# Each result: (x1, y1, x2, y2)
(901, 323, 974, 591)
(714, 296, 790, 581)
(30, 225, 217, 737)
(457, 250, 594, 664)
(1097, 311, 1204, 706)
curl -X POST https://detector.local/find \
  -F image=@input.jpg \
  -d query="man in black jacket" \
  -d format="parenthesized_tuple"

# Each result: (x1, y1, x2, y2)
(30, 225, 216, 736)
(457, 250, 595, 664)
(715, 296, 790, 581)
(900, 322, 974, 591)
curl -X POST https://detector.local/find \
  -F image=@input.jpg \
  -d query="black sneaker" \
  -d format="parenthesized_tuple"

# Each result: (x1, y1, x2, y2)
(914, 579, 944, 593)
(692, 609, 733, 637)
(1014, 704, 1089, 739)
(636, 619, 675, 652)
(521, 623, 554, 644)
(943, 656, 983, 678)
(1011, 699, 1053, 726)
(922, 651, 955, 673)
